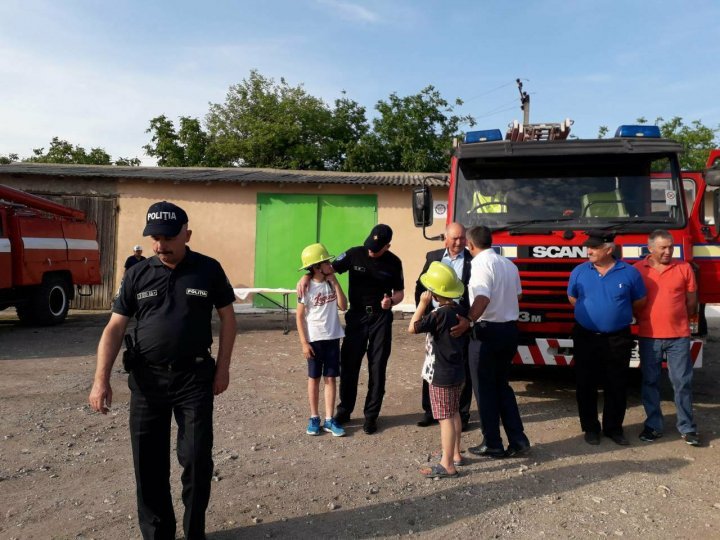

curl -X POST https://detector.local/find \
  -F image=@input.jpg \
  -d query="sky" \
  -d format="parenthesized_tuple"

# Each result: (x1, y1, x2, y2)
(1, 0, 719, 166)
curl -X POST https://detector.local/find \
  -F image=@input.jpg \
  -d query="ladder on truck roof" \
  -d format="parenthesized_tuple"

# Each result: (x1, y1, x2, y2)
(505, 118, 573, 142)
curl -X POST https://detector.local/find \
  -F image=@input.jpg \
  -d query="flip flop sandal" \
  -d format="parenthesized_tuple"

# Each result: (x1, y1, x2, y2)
(430, 451, 467, 467)
(419, 463, 459, 479)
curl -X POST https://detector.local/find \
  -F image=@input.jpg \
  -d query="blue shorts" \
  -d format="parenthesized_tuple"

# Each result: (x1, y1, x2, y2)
(307, 339, 340, 378)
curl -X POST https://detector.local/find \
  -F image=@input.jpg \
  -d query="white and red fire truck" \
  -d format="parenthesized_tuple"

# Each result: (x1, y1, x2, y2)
(413, 122, 720, 368)
(0, 184, 102, 325)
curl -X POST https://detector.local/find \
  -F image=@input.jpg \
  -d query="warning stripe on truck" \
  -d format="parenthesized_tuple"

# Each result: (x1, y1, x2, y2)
(21, 237, 99, 250)
(514, 338, 703, 368)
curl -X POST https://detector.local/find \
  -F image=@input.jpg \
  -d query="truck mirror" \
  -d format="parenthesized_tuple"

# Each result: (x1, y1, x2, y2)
(714, 190, 720, 232)
(412, 186, 434, 227)
(705, 165, 720, 187)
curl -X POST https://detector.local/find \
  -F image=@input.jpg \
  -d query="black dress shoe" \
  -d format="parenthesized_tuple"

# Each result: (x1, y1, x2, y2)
(584, 431, 601, 445)
(467, 444, 506, 459)
(363, 418, 378, 434)
(417, 416, 438, 427)
(334, 412, 350, 425)
(505, 443, 531, 458)
(605, 432, 630, 446)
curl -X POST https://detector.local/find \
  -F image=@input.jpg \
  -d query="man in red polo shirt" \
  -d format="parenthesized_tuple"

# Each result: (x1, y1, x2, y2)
(633, 230, 700, 446)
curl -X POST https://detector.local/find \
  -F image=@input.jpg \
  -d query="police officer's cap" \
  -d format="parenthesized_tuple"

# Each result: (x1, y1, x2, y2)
(364, 224, 393, 253)
(143, 201, 189, 237)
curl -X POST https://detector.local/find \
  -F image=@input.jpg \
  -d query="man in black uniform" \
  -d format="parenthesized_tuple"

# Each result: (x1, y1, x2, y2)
(414, 222, 474, 431)
(124, 244, 146, 273)
(300, 224, 404, 434)
(89, 201, 237, 540)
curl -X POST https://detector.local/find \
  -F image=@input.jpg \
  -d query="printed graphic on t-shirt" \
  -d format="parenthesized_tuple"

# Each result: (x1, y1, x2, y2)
(421, 332, 435, 383)
(312, 290, 337, 307)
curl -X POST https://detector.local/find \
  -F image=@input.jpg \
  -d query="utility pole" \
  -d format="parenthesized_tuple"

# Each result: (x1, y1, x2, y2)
(516, 78, 530, 125)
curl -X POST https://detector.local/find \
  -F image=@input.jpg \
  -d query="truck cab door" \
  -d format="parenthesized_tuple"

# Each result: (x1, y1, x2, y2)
(0, 208, 11, 289)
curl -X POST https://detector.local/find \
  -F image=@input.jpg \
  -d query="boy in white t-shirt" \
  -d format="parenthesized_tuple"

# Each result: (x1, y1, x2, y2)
(296, 243, 348, 437)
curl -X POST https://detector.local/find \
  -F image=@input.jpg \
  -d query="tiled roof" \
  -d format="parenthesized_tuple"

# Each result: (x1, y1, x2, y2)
(0, 163, 449, 187)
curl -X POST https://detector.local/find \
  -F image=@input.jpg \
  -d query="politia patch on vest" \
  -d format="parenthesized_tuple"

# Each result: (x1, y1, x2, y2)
(186, 288, 208, 297)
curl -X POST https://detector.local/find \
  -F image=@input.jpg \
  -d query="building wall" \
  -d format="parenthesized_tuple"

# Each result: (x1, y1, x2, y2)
(0, 173, 449, 304)
(116, 181, 449, 298)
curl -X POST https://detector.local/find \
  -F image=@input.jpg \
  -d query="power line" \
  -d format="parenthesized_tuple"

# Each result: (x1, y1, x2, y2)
(462, 78, 530, 103)
(462, 80, 517, 103)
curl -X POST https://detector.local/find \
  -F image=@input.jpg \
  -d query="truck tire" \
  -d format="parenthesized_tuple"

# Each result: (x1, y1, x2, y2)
(16, 276, 72, 326)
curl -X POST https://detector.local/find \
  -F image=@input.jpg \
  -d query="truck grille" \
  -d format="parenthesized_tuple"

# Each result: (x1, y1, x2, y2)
(515, 259, 578, 325)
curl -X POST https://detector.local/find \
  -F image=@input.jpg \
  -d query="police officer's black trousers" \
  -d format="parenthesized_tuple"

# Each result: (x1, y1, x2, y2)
(337, 309, 393, 420)
(129, 360, 215, 540)
(572, 324, 633, 436)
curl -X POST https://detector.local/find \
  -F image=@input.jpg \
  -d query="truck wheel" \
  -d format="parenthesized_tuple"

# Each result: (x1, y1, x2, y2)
(17, 276, 71, 325)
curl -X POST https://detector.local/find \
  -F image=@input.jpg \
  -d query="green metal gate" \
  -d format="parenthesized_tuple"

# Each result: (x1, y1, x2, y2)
(254, 193, 377, 308)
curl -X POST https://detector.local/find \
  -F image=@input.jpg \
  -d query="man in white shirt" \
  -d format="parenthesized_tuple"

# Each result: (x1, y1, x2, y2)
(463, 226, 530, 459)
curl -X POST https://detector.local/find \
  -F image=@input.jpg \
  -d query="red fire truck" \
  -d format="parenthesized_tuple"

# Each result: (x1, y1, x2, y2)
(0, 185, 102, 325)
(413, 123, 720, 367)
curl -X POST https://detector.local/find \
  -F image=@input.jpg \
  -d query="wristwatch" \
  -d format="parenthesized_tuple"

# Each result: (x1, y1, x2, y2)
(467, 317, 475, 328)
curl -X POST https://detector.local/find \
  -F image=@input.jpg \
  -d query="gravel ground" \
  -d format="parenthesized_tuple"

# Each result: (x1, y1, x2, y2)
(0, 310, 719, 539)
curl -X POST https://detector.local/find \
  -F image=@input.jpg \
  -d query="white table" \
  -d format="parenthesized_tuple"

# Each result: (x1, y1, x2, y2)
(233, 288, 296, 334)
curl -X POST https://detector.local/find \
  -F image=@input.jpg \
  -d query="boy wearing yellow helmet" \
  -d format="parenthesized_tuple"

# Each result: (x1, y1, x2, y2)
(408, 262, 469, 478)
(296, 243, 348, 437)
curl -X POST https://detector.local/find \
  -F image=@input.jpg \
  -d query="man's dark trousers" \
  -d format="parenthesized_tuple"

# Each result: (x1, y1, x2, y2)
(469, 321, 528, 449)
(573, 324, 633, 436)
(129, 359, 215, 540)
(337, 309, 393, 420)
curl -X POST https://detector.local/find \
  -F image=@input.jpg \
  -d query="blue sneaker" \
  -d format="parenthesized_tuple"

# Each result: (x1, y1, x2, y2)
(323, 418, 346, 437)
(306, 416, 321, 436)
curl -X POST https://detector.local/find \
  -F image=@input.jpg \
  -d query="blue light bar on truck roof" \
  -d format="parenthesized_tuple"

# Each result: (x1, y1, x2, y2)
(614, 125, 661, 138)
(464, 129, 503, 143)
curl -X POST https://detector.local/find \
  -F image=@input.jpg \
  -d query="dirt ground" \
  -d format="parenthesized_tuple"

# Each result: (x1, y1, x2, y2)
(1, 309, 719, 540)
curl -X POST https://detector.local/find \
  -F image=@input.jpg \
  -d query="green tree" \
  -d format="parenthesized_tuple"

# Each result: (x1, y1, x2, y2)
(0, 153, 19, 165)
(205, 70, 368, 170)
(598, 117, 719, 170)
(344, 86, 475, 172)
(20, 137, 140, 166)
(25, 137, 112, 165)
(115, 157, 142, 166)
(143, 115, 228, 167)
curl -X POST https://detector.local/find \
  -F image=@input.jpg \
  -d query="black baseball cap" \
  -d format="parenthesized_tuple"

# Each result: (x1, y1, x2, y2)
(143, 201, 188, 237)
(583, 230, 616, 247)
(364, 224, 393, 252)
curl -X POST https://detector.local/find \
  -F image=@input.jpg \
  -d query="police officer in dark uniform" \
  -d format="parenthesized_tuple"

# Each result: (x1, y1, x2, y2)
(332, 224, 404, 434)
(89, 201, 237, 540)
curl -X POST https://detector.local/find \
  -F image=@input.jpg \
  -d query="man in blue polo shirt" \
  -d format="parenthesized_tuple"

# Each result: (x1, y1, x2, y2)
(568, 230, 646, 446)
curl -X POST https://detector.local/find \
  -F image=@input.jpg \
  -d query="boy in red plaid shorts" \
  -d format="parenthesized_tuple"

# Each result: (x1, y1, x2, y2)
(408, 262, 469, 478)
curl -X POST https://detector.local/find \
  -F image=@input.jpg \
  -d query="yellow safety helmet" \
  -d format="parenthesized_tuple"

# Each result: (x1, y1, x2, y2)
(419, 261, 465, 299)
(299, 243, 333, 270)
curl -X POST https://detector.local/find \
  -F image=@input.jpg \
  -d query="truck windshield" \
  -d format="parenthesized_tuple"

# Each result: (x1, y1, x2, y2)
(455, 154, 685, 231)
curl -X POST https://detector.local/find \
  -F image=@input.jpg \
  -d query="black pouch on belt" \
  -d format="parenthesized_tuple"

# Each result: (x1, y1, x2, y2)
(121, 334, 137, 373)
